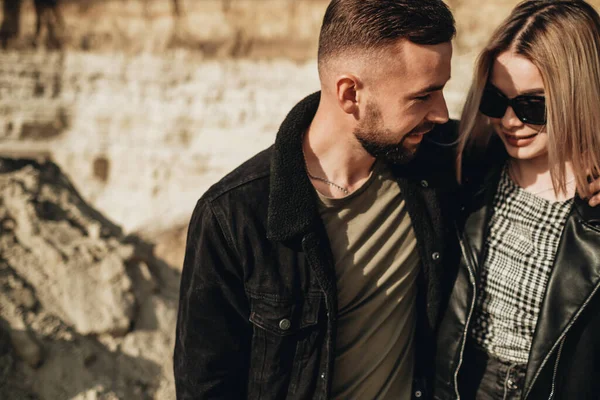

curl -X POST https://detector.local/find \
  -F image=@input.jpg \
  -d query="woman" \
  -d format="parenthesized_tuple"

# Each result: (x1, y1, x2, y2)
(434, 1, 600, 399)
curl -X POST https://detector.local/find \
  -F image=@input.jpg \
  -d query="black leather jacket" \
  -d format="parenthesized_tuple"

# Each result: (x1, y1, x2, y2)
(174, 92, 460, 399)
(434, 141, 600, 400)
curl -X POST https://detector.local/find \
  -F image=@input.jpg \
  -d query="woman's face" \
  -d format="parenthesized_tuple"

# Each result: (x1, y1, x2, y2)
(488, 51, 548, 161)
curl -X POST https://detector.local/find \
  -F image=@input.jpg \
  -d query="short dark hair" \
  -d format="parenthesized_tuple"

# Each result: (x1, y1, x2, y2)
(318, 0, 455, 64)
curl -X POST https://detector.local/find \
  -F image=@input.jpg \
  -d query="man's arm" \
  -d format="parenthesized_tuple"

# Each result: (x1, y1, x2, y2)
(174, 199, 251, 400)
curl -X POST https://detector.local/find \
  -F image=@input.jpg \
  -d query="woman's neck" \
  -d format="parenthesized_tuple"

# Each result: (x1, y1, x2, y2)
(509, 156, 576, 202)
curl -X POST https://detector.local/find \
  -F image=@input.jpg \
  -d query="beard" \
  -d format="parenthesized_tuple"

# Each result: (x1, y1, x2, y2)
(354, 101, 434, 165)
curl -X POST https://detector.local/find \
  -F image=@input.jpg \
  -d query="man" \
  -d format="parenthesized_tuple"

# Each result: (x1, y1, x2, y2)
(33, 0, 64, 49)
(174, 1, 459, 399)
(0, 0, 22, 49)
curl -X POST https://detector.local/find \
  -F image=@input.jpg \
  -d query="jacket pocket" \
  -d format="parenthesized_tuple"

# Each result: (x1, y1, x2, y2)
(247, 292, 324, 400)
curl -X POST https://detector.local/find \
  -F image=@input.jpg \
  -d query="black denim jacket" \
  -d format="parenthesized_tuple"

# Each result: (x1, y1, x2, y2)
(174, 92, 460, 400)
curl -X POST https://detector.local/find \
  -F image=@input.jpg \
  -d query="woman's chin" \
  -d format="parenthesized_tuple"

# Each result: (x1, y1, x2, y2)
(504, 144, 548, 161)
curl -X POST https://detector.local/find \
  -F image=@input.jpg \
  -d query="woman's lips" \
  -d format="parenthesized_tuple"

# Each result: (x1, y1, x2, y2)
(503, 132, 538, 147)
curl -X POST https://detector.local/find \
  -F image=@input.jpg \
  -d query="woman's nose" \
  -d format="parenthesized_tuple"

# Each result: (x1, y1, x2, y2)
(501, 106, 523, 128)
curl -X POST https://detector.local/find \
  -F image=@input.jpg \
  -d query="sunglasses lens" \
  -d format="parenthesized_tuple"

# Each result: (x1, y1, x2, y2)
(514, 97, 546, 125)
(479, 87, 507, 118)
(480, 84, 547, 125)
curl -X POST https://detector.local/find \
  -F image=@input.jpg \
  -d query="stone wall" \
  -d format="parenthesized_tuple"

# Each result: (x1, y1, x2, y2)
(5, 0, 330, 57)
(1, 50, 323, 232)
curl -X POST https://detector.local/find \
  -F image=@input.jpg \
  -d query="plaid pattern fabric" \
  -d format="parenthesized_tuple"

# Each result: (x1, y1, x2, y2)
(470, 165, 573, 363)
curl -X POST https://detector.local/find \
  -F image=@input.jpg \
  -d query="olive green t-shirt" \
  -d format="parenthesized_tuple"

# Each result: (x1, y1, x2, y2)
(317, 162, 420, 400)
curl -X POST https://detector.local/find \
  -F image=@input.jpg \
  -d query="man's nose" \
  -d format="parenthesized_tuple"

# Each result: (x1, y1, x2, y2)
(427, 92, 450, 124)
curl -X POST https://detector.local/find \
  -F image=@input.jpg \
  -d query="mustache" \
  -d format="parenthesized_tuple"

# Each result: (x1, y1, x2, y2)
(408, 122, 436, 135)
(399, 123, 437, 146)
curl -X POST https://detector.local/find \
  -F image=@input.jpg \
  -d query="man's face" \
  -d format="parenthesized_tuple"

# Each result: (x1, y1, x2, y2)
(354, 40, 452, 164)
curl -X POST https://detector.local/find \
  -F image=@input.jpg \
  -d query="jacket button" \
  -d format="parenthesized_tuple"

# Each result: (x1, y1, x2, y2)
(432, 252, 440, 261)
(415, 390, 422, 398)
(279, 318, 291, 331)
(421, 180, 429, 188)
(321, 373, 326, 379)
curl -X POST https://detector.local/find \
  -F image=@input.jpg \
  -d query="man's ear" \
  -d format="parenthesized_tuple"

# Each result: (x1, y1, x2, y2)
(335, 74, 362, 116)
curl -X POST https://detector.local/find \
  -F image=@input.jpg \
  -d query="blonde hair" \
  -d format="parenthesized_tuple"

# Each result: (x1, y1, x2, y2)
(458, 0, 600, 197)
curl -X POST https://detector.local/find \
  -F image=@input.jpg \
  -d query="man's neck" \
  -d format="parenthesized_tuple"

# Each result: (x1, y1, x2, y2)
(303, 103, 376, 198)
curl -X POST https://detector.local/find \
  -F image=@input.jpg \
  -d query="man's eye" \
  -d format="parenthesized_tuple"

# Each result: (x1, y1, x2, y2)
(415, 94, 432, 101)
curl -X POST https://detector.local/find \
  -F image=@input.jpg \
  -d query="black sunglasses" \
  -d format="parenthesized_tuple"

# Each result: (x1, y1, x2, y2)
(479, 84, 546, 125)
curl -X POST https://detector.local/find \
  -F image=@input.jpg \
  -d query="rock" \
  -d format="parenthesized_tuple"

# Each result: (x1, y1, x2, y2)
(0, 159, 135, 336)
(9, 330, 43, 369)
(13, 287, 37, 310)
(0, 324, 14, 387)
(152, 225, 188, 271)
(4, 272, 38, 310)
(60, 253, 135, 336)
(135, 261, 158, 294)
(1, 217, 16, 231)
(0, 158, 175, 398)
(0, 324, 38, 400)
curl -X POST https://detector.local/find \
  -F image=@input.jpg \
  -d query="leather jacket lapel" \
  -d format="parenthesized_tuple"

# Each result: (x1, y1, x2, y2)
(524, 196, 600, 397)
(460, 163, 503, 272)
(461, 201, 490, 273)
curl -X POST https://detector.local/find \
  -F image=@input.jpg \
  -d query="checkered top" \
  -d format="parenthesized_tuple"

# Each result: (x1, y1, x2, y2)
(470, 165, 573, 363)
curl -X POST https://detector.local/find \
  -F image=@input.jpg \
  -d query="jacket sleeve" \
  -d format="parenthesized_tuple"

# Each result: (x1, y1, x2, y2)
(174, 199, 251, 400)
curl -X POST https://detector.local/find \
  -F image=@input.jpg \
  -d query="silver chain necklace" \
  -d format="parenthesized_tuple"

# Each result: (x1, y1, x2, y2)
(302, 142, 350, 195)
(305, 169, 350, 195)
(530, 178, 576, 195)
(509, 162, 575, 195)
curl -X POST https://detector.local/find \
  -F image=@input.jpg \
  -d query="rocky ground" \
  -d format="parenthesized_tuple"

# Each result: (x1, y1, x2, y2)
(0, 158, 179, 399)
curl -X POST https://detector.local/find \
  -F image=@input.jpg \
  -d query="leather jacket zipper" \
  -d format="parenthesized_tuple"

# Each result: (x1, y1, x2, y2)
(524, 280, 600, 399)
(547, 337, 565, 400)
(453, 223, 478, 400)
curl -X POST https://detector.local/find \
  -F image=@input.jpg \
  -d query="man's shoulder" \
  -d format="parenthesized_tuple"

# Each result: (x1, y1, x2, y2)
(404, 119, 459, 184)
(429, 118, 459, 143)
(202, 146, 273, 204)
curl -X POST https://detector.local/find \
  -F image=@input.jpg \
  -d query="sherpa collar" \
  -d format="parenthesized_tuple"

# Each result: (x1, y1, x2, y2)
(266, 91, 458, 242)
(267, 92, 321, 242)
